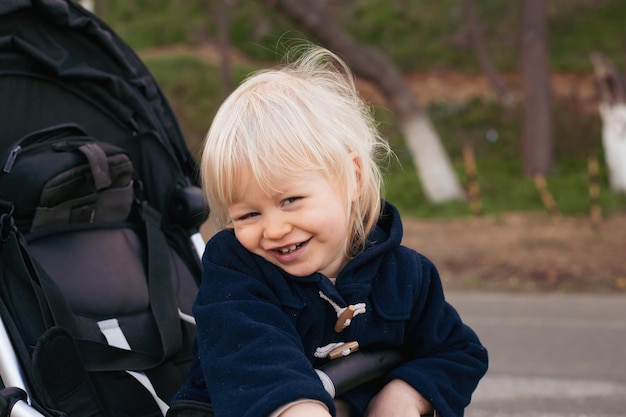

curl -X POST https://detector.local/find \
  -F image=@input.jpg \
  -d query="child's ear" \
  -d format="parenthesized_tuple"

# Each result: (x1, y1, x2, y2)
(350, 152, 363, 199)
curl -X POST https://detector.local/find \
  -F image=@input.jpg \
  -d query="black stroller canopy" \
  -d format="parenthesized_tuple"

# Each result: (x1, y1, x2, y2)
(0, 0, 201, 216)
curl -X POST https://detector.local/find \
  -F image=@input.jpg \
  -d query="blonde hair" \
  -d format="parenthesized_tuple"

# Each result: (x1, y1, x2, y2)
(200, 45, 391, 254)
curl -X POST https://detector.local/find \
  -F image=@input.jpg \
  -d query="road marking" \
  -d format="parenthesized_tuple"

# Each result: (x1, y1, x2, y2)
(463, 316, 626, 330)
(472, 375, 626, 401)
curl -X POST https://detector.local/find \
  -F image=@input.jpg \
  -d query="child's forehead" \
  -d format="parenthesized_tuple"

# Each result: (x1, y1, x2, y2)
(229, 167, 327, 200)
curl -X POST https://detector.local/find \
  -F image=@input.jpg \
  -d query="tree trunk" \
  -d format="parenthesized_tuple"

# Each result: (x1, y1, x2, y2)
(259, 0, 465, 203)
(78, 0, 95, 12)
(591, 52, 626, 193)
(520, 0, 553, 176)
(216, 0, 234, 98)
(462, 0, 513, 105)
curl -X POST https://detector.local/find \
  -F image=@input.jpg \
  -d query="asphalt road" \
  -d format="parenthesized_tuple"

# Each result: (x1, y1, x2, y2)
(446, 292, 626, 417)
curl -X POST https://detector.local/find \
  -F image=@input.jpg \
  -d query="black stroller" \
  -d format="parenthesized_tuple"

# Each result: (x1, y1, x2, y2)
(0, 2, 401, 417)
(0, 0, 208, 416)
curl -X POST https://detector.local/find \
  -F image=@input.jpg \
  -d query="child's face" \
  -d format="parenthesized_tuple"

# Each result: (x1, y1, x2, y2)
(228, 171, 351, 278)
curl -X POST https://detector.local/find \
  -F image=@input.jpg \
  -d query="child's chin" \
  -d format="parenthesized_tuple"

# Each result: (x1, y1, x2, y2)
(286, 269, 315, 278)
(280, 265, 317, 278)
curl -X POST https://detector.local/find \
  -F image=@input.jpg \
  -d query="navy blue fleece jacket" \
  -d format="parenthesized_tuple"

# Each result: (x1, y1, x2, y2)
(172, 202, 488, 417)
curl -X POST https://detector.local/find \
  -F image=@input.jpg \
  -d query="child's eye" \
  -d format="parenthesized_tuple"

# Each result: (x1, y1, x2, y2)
(282, 197, 301, 206)
(235, 212, 259, 221)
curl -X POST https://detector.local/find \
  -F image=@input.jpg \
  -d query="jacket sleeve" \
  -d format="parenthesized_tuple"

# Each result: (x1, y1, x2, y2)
(191, 232, 335, 417)
(388, 252, 488, 417)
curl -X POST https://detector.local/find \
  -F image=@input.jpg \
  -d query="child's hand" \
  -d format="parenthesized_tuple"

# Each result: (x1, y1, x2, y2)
(365, 379, 433, 417)
(278, 401, 332, 417)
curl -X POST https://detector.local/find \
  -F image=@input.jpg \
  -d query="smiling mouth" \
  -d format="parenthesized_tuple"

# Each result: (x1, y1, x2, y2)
(275, 241, 306, 254)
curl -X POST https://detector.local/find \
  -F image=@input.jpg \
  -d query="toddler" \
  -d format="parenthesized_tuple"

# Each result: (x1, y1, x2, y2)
(171, 45, 488, 417)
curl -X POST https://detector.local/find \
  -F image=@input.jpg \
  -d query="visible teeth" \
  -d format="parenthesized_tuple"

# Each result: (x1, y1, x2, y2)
(278, 244, 299, 254)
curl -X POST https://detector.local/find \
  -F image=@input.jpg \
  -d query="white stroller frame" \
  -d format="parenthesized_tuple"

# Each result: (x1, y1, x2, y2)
(0, 315, 45, 417)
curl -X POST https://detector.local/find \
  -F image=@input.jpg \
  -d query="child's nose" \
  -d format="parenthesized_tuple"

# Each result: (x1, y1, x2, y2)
(262, 213, 291, 240)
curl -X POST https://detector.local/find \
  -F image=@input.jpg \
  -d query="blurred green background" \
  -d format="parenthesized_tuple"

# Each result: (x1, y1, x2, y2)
(97, 0, 626, 218)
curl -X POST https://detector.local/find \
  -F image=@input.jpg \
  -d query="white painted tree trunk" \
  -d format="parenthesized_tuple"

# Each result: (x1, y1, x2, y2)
(78, 0, 95, 12)
(402, 114, 466, 203)
(599, 103, 626, 193)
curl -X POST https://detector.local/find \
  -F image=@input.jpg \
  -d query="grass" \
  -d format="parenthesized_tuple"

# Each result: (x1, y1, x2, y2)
(548, 0, 626, 72)
(106, 1, 626, 219)
(100, 0, 626, 72)
(374, 92, 626, 218)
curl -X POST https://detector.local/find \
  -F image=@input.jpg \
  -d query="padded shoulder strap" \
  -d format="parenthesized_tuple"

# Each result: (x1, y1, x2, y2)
(5, 204, 182, 372)
(76, 204, 183, 371)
